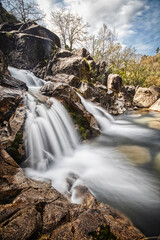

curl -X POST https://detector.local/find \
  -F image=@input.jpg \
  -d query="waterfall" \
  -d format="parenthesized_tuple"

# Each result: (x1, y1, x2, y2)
(9, 67, 160, 236)
(9, 66, 45, 87)
(9, 66, 79, 170)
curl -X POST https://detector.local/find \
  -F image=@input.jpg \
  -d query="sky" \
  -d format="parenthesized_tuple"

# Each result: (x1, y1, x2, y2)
(36, 0, 160, 56)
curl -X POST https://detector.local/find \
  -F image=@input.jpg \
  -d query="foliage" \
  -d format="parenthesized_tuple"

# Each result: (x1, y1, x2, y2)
(88, 225, 118, 240)
(70, 112, 89, 140)
(51, 9, 89, 51)
(2, 0, 45, 23)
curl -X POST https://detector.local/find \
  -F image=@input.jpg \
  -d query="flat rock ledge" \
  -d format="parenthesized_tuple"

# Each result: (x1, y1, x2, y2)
(0, 145, 144, 240)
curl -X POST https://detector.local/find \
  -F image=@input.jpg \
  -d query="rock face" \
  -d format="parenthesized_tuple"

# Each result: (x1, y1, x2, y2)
(134, 87, 159, 108)
(0, 86, 26, 163)
(0, 145, 144, 240)
(0, 21, 60, 70)
(45, 49, 91, 81)
(107, 74, 122, 92)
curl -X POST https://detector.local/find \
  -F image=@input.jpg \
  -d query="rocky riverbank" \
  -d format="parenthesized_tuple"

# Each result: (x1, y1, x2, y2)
(0, 4, 159, 239)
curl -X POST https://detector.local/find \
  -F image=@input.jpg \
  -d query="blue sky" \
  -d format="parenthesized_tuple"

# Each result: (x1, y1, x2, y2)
(37, 0, 159, 55)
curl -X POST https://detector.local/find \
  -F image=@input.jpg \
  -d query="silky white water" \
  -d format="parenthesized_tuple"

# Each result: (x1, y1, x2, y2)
(9, 67, 160, 236)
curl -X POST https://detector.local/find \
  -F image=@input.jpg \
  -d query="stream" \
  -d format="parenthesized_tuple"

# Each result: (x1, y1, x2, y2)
(9, 66, 160, 238)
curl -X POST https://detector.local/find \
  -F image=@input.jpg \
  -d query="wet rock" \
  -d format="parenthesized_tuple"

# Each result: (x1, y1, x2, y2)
(107, 74, 123, 92)
(133, 87, 159, 108)
(117, 145, 151, 165)
(0, 86, 23, 124)
(148, 120, 160, 130)
(1, 74, 28, 90)
(0, 145, 144, 240)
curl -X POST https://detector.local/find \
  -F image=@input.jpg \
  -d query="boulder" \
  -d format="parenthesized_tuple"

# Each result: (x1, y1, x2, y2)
(45, 49, 91, 81)
(134, 87, 159, 108)
(0, 32, 57, 69)
(0, 145, 144, 240)
(75, 48, 93, 61)
(0, 21, 60, 70)
(0, 4, 18, 24)
(96, 60, 107, 76)
(45, 73, 80, 88)
(149, 98, 160, 112)
(79, 82, 94, 99)
(107, 74, 122, 92)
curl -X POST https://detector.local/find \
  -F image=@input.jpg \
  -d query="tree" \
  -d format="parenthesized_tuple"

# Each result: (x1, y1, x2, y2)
(156, 47, 160, 54)
(51, 9, 89, 51)
(2, 0, 45, 23)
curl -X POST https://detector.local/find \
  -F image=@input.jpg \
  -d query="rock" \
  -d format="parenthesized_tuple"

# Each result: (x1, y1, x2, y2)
(0, 50, 7, 81)
(0, 21, 60, 70)
(75, 48, 93, 61)
(21, 21, 60, 47)
(79, 82, 94, 99)
(0, 86, 23, 124)
(149, 98, 160, 112)
(0, 145, 144, 240)
(0, 32, 58, 70)
(107, 74, 122, 92)
(1, 74, 28, 90)
(0, 4, 18, 24)
(148, 120, 160, 130)
(45, 49, 91, 81)
(96, 60, 107, 76)
(45, 73, 80, 88)
(133, 87, 159, 108)
(117, 145, 151, 165)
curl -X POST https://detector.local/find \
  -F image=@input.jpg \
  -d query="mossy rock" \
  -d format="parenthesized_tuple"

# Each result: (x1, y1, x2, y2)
(88, 225, 119, 240)
(0, 4, 18, 24)
(6, 128, 25, 164)
(70, 112, 90, 140)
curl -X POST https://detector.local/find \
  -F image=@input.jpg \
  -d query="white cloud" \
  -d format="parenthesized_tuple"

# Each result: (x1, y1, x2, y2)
(37, 0, 157, 54)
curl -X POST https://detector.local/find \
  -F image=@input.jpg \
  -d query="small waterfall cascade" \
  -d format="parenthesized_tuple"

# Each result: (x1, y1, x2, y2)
(9, 67, 160, 236)
(25, 95, 79, 170)
(77, 92, 114, 131)
(9, 66, 45, 87)
(9, 66, 79, 170)
(78, 93, 156, 142)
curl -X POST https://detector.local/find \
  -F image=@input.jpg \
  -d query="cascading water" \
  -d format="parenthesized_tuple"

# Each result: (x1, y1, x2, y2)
(9, 67, 160, 237)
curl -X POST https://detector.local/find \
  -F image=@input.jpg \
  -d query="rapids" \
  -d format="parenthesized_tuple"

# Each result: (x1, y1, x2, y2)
(9, 67, 160, 237)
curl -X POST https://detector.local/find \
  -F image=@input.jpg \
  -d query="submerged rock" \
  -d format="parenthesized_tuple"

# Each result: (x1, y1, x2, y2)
(117, 145, 151, 165)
